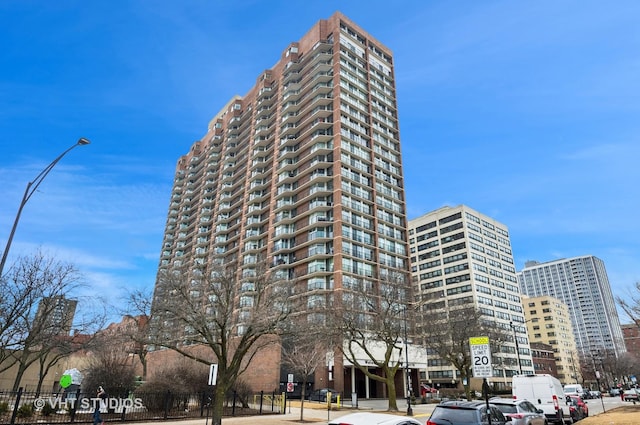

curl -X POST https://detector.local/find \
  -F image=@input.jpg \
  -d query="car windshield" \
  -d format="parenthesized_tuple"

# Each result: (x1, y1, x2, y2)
(431, 408, 478, 424)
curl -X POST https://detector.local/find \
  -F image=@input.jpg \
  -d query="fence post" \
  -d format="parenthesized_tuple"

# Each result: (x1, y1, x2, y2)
(231, 390, 237, 416)
(69, 387, 81, 423)
(283, 391, 287, 415)
(9, 387, 23, 425)
(259, 390, 264, 414)
(200, 391, 206, 417)
(163, 390, 171, 419)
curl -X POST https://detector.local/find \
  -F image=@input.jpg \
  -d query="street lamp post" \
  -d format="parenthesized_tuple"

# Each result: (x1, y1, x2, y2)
(591, 353, 606, 412)
(0, 138, 90, 277)
(510, 321, 523, 375)
(403, 306, 413, 416)
(596, 350, 610, 390)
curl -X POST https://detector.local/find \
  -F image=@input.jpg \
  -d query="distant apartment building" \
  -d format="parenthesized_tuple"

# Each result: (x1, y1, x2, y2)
(518, 256, 626, 359)
(35, 295, 77, 336)
(408, 205, 533, 389)
(523, 295, 580, 384)
(150, 12, 424, 398)
(621, 324, 640, 361)
(530, 342, 558, 377)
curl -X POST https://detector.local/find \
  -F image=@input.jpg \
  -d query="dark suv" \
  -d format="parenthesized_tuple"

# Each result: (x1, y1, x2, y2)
(427, 400, 512, 425)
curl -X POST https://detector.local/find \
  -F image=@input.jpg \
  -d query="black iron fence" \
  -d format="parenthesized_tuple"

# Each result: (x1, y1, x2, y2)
(0, 387, 284, 424)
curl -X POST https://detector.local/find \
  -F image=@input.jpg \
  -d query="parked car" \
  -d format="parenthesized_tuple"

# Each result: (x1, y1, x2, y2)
(587, 390, 601, 399)
(567, 395, 588, 418)
(566, 398, 584, 423)
(420, 384, 438, 396)
(309, 387, 339, 402)
(329, 412, 423, 425)
(427, 400, 512, 425)
(622, 389, 639, 402)
(490, 398, 547, 425)
(608, 388, 621, 397)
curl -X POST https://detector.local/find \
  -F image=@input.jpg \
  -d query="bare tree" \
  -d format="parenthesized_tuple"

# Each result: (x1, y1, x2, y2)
(120, 289, 154, 381)
(419, 304, 510, 400)
(148, 259, 296, 425)
(0, 250, 104, 391)
(83, 334, 138, 397)
(330, 271, 412, 412)
(32, 332, 99, 394)
(280, 323, 330, 421)
(0, 253, 51, 372)
(616, 281, 640, 328)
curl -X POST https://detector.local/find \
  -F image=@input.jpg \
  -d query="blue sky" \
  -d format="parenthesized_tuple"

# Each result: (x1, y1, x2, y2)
(1, 1, 639, 321)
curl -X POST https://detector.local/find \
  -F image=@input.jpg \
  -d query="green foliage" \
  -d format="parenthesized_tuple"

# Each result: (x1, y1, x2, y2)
(0, 401, 8, 415)
(16, 403, 34, 418)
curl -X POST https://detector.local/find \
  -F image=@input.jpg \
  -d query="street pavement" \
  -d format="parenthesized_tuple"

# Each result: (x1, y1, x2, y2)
(133, 395, 629, 425)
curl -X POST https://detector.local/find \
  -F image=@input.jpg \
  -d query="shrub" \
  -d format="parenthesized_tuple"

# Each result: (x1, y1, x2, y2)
(438, 388, 464, 400)
(136, 359, 209, 394)
(0, 401, 8, 415)
(230, 379, 252, 408)
(40, 402, 57, 416)
(134, 359, 209, 412)
(16, 403, 34, 418)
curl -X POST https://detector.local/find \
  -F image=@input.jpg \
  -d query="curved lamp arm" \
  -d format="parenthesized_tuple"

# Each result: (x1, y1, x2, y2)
(0, 138, 90, 277)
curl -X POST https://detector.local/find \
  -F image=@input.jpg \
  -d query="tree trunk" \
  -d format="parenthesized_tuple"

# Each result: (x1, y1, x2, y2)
(386, 378, 398, 411)
(12, 364, 27, 392)
(35, 371, 46, 395)
(210, 384, 226, 425)
(299, 377, 307, 421)
(139, 352, 148, 380)
(462, 369, 472, 400)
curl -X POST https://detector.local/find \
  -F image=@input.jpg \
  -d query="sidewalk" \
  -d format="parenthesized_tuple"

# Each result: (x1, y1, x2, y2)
(133, 399, 437, 425)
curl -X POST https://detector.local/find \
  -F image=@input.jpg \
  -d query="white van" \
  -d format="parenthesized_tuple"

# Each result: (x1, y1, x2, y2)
(563, 384, 585, 398)
(512, 374, 572, 425)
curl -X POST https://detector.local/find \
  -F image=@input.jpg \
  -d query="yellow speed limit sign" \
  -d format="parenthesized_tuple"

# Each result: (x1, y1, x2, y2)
(469, 336, 492, 378)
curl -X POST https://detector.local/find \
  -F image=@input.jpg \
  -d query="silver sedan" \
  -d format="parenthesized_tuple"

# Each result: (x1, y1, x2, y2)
(490, 398, 547, 425)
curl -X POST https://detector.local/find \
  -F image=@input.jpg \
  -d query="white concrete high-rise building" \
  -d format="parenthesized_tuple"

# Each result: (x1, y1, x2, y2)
(518, 256, 626, 358)
(408, 205, 533, 390)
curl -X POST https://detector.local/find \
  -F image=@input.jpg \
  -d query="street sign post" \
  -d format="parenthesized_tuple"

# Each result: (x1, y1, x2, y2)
(470, 336, 493, 425)
(206, 364, 218, 425)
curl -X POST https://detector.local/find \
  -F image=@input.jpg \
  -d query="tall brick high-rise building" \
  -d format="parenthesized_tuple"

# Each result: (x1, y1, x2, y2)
(151, 12, 416, 397)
